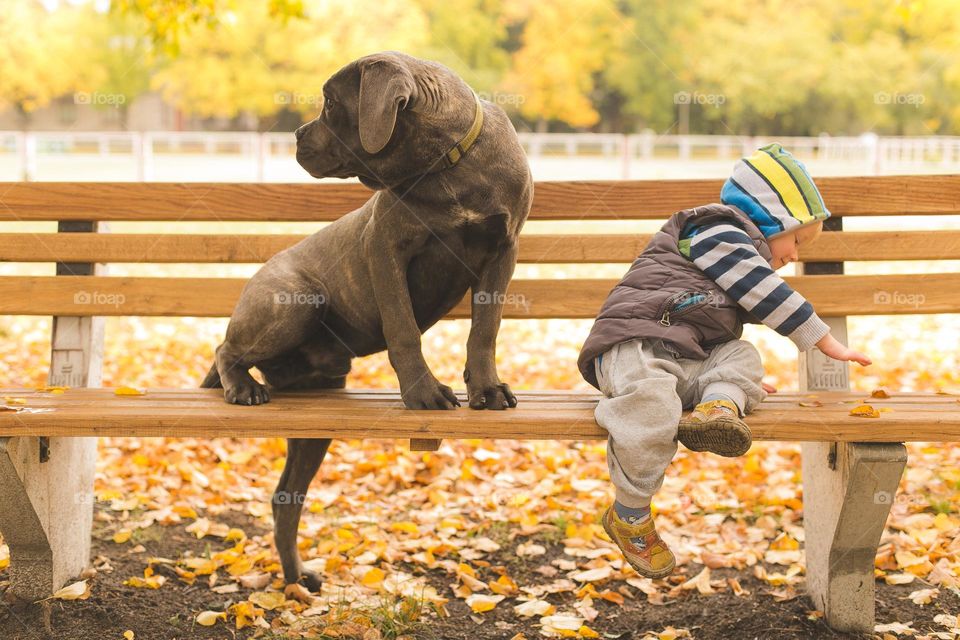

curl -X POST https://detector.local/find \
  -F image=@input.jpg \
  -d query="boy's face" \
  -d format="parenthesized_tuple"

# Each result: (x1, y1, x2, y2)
(768, 222, 822, 269)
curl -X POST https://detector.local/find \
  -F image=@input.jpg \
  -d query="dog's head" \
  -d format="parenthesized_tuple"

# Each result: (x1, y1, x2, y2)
(295, 51, 478, 189)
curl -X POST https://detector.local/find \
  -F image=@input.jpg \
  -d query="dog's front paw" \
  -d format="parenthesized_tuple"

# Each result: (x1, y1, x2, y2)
(467, 382, 518, 410)
(401, 378, 460, 410)
(295, 569, 323, 593)
(224, 379, 270, 405)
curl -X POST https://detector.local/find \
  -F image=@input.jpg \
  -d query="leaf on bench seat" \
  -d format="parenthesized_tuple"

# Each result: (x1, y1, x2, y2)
(114, 386, 146, 396)
(850, 404, 881, 418)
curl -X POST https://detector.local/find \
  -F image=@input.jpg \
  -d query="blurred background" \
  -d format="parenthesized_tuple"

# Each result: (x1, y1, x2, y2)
(4, 0, 960, 181)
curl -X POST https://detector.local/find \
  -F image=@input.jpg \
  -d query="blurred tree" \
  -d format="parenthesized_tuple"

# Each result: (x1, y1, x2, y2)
(88, 11, 158, 129)
(113, 0, 306, 55)
(150, 0, 428, 124)
(502, 0, 627, 129)
(413, 0, 512, 93)
(602, 0, 701, 133)
(0, 1, 103, 128)
(678, 0, 833, 135)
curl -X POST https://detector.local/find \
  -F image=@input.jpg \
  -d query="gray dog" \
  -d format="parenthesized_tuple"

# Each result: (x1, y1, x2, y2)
(200, 51, 533, 590)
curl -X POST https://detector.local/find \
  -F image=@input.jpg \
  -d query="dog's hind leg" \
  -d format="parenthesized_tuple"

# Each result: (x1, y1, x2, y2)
(273, 437, 332, 591)
(215, 274, 326, 405)
(267, 369, 347, 591)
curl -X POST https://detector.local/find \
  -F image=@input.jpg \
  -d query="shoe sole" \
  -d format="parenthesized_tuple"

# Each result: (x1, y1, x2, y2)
(678, 415, 752, 457)
(601, 509, 676, 579)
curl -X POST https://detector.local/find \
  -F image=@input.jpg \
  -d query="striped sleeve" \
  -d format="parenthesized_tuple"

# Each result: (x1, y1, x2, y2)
(687, 223, 830, 351)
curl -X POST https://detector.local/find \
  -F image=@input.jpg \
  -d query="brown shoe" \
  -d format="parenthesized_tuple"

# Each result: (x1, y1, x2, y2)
(601, 505, 676, 579)
(678, 399, 752, 457)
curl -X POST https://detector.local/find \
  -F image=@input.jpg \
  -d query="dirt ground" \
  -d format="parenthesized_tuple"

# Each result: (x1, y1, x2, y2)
(1, 505, 956, 640)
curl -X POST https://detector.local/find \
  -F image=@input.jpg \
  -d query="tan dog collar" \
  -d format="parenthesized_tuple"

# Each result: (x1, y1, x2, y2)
(442, 92, 483, 168)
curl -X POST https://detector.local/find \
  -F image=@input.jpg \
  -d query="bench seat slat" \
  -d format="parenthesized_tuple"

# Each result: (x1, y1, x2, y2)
(0, 388, 956, 441)
(3, 231, 959, 264)
(2, 176, 960, 221)
(1, 273, 958, 317)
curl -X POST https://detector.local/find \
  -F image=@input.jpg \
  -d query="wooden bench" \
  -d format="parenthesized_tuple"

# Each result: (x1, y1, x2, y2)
(1, 177, 959, 633)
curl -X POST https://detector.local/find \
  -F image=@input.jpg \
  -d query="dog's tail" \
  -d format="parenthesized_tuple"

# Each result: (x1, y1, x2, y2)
(200, 363, 222, 389)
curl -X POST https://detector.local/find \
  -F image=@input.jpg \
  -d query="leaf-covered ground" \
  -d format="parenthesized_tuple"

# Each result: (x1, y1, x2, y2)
(1, 315, 959, 639)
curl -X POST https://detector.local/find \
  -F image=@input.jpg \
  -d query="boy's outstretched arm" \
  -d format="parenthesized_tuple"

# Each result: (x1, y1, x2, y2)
(688, 223, 871, 366)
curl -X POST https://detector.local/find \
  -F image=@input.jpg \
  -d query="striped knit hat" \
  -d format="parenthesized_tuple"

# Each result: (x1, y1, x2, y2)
(720, 143, 830, 239)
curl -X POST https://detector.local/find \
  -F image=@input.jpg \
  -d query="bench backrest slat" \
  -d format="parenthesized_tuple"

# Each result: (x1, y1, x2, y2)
(2, 231, 958, 263)
(2, 176, 960, 221)
(0, 273, 956, 317)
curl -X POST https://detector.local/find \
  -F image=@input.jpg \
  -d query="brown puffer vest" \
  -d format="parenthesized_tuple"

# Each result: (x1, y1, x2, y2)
(577, 203, 772, 390)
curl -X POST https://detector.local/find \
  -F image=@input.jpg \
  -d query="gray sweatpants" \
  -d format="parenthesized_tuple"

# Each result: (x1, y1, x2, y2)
(594, 338, 767, 509)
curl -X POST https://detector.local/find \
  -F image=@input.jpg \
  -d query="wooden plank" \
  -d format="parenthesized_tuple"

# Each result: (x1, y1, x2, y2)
(0, 273, 957, 317)
(4, 230, 959, 264)
(0, 389, 957, 441)
(2, 176, 959, 221)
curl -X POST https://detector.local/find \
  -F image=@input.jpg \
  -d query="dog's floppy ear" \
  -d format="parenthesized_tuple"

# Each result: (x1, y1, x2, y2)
(358, 59, 417, 154)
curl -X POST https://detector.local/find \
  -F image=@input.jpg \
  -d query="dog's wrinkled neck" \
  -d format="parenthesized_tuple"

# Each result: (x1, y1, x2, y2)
(412, 72, 446, 113)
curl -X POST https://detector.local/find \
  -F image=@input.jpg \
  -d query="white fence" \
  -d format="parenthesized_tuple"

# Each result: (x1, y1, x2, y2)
(3, 130, 960, 181)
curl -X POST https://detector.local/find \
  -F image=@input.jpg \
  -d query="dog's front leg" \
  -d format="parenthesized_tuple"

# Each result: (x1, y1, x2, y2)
(362, 218, 460, 410)
(464, 240, 519, 410)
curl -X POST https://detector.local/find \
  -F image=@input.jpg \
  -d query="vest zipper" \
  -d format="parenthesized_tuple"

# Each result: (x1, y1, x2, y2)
(660, 291, 712, 327)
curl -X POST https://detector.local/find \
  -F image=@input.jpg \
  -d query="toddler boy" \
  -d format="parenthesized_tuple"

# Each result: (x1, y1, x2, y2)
(577, 144, 872, 578)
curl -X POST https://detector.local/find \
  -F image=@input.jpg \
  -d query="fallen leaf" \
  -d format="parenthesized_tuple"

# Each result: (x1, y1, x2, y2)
(49, 580, 91, 601)
(874, 621, 917, 635)
(908, 588, 939, 606)
(570, 566, 612, 583)
(465, 594, 504, 613)
(360, 567, 385, 587)
(850, 404, 881, 418)
(516, 543, 546, 557)
(514, 599, 554, 617)
(248, 591, 287, 611)
(114, 386, 145, 396)
(196, 611, 226, 626)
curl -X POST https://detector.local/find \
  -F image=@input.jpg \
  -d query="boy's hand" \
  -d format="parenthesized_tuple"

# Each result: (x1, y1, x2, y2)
(762, 382, 777, 394)
(815, 332, 872, 366)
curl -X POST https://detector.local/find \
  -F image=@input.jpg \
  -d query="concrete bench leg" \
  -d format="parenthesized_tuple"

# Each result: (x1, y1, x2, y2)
(0, 222, 104, 600)
(0, 436, 97, 601)
(801, 441, 907, 633)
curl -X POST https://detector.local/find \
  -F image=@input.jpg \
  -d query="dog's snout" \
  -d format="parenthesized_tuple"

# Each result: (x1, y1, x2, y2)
(295, 123, 309, 141)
